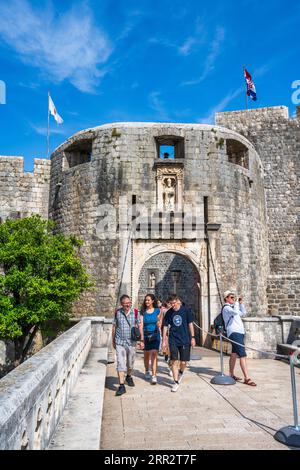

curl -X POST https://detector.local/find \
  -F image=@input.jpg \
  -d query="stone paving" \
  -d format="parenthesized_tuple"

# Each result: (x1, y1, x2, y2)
(100, 347, 300, 450)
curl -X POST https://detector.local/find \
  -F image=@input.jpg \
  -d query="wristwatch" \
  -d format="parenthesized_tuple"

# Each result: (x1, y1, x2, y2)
(191, 336, 195, 339)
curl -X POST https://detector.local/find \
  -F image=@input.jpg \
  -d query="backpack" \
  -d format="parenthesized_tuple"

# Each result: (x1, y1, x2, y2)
(213, 306, 232, 336)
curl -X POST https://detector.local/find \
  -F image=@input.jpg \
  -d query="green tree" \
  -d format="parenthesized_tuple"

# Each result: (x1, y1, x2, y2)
(0, 215, 91, 364)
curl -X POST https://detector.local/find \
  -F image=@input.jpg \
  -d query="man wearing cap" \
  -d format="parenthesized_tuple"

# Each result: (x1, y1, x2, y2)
(222, 290, 256, 386)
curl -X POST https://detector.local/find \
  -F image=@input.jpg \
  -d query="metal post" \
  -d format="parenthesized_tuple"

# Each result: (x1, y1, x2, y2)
(274, 354, 300, 447)
(210, 330, 235, 385)
(290, 356, 299, 430)
(220, 333, 224, 375)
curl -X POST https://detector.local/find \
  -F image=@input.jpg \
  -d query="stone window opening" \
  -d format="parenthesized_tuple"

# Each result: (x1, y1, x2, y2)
(64, 139, 93, 169)
(160, 145, 175, 159)
(226, 139, 249, 169)
(156, 136, 185, 159)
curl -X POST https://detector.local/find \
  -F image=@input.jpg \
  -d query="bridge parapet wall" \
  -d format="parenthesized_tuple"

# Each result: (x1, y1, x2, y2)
(0, 320, 91, 450)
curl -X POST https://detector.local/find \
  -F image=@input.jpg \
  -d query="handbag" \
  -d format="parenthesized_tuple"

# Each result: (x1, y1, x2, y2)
(131, 325, 141, 342)
(145, 328, 158, 343)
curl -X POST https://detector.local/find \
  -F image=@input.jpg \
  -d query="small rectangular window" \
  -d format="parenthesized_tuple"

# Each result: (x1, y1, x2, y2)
(64, 139, 93, 169)
(155, 136, 184, 159)
(160, 145, 175, 159)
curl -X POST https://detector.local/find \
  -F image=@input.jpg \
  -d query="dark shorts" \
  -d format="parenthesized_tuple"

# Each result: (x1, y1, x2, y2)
(229, 332, 247, 358)
(169, 342, 191, 362)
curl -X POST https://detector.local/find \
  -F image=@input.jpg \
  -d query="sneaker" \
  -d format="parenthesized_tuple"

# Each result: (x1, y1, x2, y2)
(151, 375, 157, 385)
(115, 384, 126, 396)
(125, 375, 135, 387)
(145, 370, 152, 380)
(178, 370, 184, 384)
(171, 382, 180, 393)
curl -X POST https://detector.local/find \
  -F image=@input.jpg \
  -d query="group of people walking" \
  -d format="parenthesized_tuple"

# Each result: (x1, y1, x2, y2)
(112, 290, 256, 397)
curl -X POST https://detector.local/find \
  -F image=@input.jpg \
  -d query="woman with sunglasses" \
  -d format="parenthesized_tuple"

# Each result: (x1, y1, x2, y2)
(222, 290, 256, 386)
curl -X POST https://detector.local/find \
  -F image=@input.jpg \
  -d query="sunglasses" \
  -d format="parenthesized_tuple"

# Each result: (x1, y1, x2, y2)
(229, 296, 235, 299)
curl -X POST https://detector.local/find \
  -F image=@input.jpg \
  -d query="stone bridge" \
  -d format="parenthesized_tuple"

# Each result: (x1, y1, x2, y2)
(0, 317, 299, 450)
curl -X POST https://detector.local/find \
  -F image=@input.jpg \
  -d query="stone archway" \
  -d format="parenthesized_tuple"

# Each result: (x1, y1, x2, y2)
(138, 252, 201, 341)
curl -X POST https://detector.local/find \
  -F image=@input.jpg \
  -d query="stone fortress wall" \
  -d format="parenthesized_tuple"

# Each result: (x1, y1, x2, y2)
(0, 105, 298, 331)
(0, 156, 51, 369)
(216, 106, 300, 316)
(49, 122, 269, 325)
(0, 156, 51, 221)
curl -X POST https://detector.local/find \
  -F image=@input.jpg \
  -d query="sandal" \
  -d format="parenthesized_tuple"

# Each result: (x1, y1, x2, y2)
(231, 375, 242, 381)
(244, 378, 257, 386)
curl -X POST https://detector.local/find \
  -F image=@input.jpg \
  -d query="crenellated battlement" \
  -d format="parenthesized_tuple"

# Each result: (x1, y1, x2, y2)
(0, 155, 51, 175)
(0, 156, 50, 221)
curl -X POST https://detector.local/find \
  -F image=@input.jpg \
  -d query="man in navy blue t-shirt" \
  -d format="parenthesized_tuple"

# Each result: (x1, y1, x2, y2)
(162, 294, 196, 392)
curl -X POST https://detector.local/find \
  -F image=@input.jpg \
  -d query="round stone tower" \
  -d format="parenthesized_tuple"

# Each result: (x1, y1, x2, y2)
(49, 122, 269, 341)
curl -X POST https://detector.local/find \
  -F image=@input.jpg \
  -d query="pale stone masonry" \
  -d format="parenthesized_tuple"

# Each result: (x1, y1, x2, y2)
(0, 105, 299, 351)
(216, 106, 300, 316)
(49, 122, 269, 334)
(0, 157, 50, 221)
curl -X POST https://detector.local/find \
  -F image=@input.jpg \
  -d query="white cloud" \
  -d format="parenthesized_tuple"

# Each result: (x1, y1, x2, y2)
(0, 0, 112, 93)
(30, 123, 69, 136)
(178, 37, 198, 56)
(149, 92, 170, 121)
(149, 18, 205, 57)
(181, 27, 225, 86)
(197, 87, 242, 124)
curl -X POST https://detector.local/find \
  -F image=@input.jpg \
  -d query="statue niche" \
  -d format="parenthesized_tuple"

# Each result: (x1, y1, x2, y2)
(149, 272, 156, 289)
(163, 177, 176, 212)
(156, 165, 183, 212)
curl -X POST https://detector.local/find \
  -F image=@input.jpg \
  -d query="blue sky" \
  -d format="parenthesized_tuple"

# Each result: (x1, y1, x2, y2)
(0, 0, 299, 171)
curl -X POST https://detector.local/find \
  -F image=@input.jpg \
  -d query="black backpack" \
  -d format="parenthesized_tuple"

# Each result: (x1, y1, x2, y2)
(213, 306, 232, 336)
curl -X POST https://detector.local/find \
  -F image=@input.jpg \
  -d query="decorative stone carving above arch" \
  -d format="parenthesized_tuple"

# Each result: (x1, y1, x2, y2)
(156, 164, 184, 211)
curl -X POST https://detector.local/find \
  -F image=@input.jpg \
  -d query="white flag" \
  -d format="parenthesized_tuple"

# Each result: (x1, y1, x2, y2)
(48, 95, 63, 124)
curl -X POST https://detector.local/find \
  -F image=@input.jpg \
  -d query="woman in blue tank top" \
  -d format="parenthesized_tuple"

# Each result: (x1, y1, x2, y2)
(141, 294, 162, 385)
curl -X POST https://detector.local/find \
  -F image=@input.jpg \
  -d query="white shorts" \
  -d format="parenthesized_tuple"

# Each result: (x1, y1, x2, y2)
(116, 343, 136, 372)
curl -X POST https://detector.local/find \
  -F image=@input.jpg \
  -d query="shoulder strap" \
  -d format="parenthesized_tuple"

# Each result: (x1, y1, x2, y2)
(119, 310, 132, 328)
(221, 305, 234, 328)
(134, 308, 138, 320)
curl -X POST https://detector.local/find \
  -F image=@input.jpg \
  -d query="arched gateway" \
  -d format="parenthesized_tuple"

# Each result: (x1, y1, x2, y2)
(138, 252, 201, 341)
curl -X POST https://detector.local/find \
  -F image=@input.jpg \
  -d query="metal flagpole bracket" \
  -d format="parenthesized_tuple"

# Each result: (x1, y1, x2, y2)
(210, 330, 236, 385)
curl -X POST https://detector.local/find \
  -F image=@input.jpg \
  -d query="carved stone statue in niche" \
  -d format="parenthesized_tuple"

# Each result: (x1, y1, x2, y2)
(171, 271, 181, 293)
(163, 177, 176, 211)
(149, 272, 156, 288)
(156, 166, 183, 212)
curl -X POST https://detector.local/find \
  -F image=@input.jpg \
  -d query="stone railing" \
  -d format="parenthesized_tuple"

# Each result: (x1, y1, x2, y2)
(243, 316, 299, 358)
(0, 320, 93, 450)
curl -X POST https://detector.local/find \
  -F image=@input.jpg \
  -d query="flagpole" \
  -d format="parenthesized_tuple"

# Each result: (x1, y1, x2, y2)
(243, 65, 248, 110)
(47, 91, 50, 159)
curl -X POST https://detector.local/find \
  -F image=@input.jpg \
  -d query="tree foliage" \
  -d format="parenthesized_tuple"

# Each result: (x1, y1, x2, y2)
(0, 215, 91, 361)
